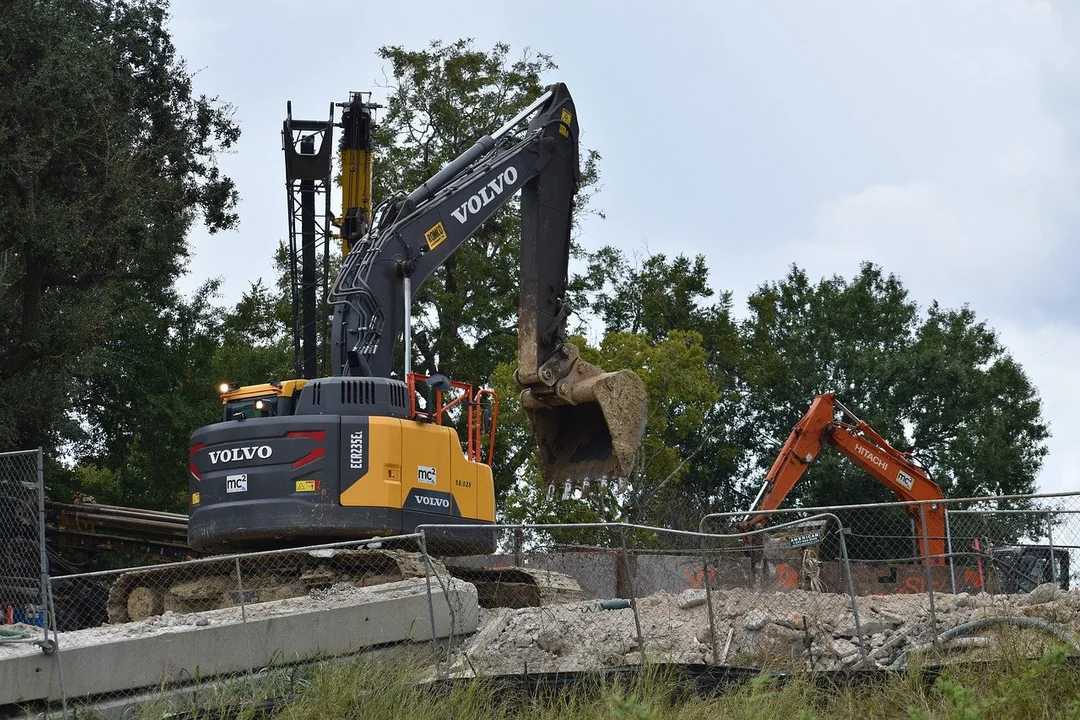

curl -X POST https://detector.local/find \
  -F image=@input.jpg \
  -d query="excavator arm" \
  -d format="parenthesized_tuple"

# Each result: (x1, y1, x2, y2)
(743, 393, 947, 565)
(329, 83, 647, 483)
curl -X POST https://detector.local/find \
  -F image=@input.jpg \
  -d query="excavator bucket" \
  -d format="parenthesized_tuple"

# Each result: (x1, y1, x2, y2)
(522, 362, 648, 485)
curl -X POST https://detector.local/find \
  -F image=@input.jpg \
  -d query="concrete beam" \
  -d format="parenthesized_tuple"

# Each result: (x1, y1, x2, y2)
(0, 577, 477, 706)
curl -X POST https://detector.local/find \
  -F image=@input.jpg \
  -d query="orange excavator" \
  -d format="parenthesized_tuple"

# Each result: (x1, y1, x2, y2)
(740, 393, 947, 565)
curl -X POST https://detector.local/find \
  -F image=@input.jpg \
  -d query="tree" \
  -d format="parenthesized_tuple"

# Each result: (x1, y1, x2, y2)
(210, 243, 297, 388)
(897, 304, 1048, 499)
(497, 247, 746, 530)
(738, 263, 1049, 555)
(578, 247, 747, 527)
(68, 282, 224, 510)
(0, 0, 239, 460)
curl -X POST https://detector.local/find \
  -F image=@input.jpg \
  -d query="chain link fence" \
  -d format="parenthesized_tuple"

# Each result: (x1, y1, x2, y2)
(702, 491, 1080, 671)
(9, 491, 1080, 715)
(0, 448, 53, 656)
(11, 534, 462, 717)
(419, 518, 864, 677)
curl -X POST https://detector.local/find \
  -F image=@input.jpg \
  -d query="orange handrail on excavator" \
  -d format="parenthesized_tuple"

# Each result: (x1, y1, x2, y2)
(740, 393, 947, 565)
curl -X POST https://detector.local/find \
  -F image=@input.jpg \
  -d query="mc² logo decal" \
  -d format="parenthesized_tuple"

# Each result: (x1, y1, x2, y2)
(417, 465, 437, 485)
(226, 474, 248, 493)
(895, 469, 916, 491)
(208, 446, 272, 464)
(450, 167, 518, 224)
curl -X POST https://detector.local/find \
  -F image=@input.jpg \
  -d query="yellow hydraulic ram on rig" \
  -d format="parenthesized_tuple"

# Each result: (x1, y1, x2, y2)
(191, 83, 648, 555)
(215, 91, 378, 408)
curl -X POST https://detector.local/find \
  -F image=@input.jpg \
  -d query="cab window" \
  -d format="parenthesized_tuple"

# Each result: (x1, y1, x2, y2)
(223, 397, 276, 421)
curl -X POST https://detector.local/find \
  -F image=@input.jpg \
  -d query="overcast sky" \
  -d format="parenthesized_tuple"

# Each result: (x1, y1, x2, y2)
(169, 0, 1080, 495)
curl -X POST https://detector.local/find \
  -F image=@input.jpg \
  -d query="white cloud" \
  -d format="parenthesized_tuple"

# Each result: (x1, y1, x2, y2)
(998, 321, 1080, 494)
(786, 178, 1050, 312)
(758, 1, 1080, 493)
(770, 0, 1075, 318)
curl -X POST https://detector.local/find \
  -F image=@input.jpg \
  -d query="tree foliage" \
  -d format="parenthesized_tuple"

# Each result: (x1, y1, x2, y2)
(70, 282, 223, 510)
(739, 263, 1049, 512)
(0, 0, 238, 461)
(576, 248, 747, 526)
(500, 247, 745, 528)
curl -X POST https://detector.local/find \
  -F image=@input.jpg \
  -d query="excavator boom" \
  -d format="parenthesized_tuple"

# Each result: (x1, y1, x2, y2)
(745, 393, 947, 565)
(329, 83, 647, 483)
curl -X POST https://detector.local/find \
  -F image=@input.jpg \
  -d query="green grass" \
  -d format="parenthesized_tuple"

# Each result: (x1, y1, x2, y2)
(126, 643, 1080, 720)
(276, 646, 1080, 720)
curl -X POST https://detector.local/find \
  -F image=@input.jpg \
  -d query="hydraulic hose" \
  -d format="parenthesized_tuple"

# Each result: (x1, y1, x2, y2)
(889, 615, 1080, 670)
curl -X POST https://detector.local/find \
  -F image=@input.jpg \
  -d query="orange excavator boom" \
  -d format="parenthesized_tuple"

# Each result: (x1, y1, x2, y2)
(742, 392, 947, 565)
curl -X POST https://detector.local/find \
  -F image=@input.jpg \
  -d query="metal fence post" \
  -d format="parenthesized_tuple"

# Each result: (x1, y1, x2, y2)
(1046, 511, 1058, 588)
(920, 504, 940, 652)
(417, 532, 452, 679)
(945, 508, 957, 595)
(234, 557, 247, 624)
(618, 528, 647, 665)
(37, 449, 68, 715)
(514, 526, 524, 567)
(834, 516, 867, 662)
(35, 449, 49, 653)
(699, 531, 720, 664)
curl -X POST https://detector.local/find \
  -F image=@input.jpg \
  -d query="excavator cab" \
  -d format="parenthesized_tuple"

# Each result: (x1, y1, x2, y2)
(218, 380, 307, 421)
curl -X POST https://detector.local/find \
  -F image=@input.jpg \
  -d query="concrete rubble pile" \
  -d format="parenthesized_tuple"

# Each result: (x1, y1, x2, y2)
(447, 582, 1080, 675)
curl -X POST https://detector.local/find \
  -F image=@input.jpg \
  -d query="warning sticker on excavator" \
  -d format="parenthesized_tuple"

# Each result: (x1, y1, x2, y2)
(424, 221, 447, 250)
(295, 480, 319, 492)
(559, 109, 572, 137)
(191, 492, 200, 505)
(896, 469, 915, 491)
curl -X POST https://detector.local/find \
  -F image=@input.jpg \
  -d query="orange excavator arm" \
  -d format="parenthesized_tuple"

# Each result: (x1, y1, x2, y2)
(742, 392, 947, 565)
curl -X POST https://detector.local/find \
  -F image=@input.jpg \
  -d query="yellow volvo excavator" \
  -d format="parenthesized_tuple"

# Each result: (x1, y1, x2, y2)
(190, 83, 647, 556)
(106, 84, 647, 624)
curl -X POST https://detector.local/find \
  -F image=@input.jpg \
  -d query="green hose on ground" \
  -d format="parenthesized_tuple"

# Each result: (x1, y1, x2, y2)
(0, 627, 33, 640)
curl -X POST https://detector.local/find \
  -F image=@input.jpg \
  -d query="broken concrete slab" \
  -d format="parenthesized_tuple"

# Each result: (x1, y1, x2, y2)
(0, 577, 477, 706)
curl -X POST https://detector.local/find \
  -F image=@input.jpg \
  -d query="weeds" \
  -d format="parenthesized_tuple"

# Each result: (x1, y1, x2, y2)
(119, 644, 1080, 719)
